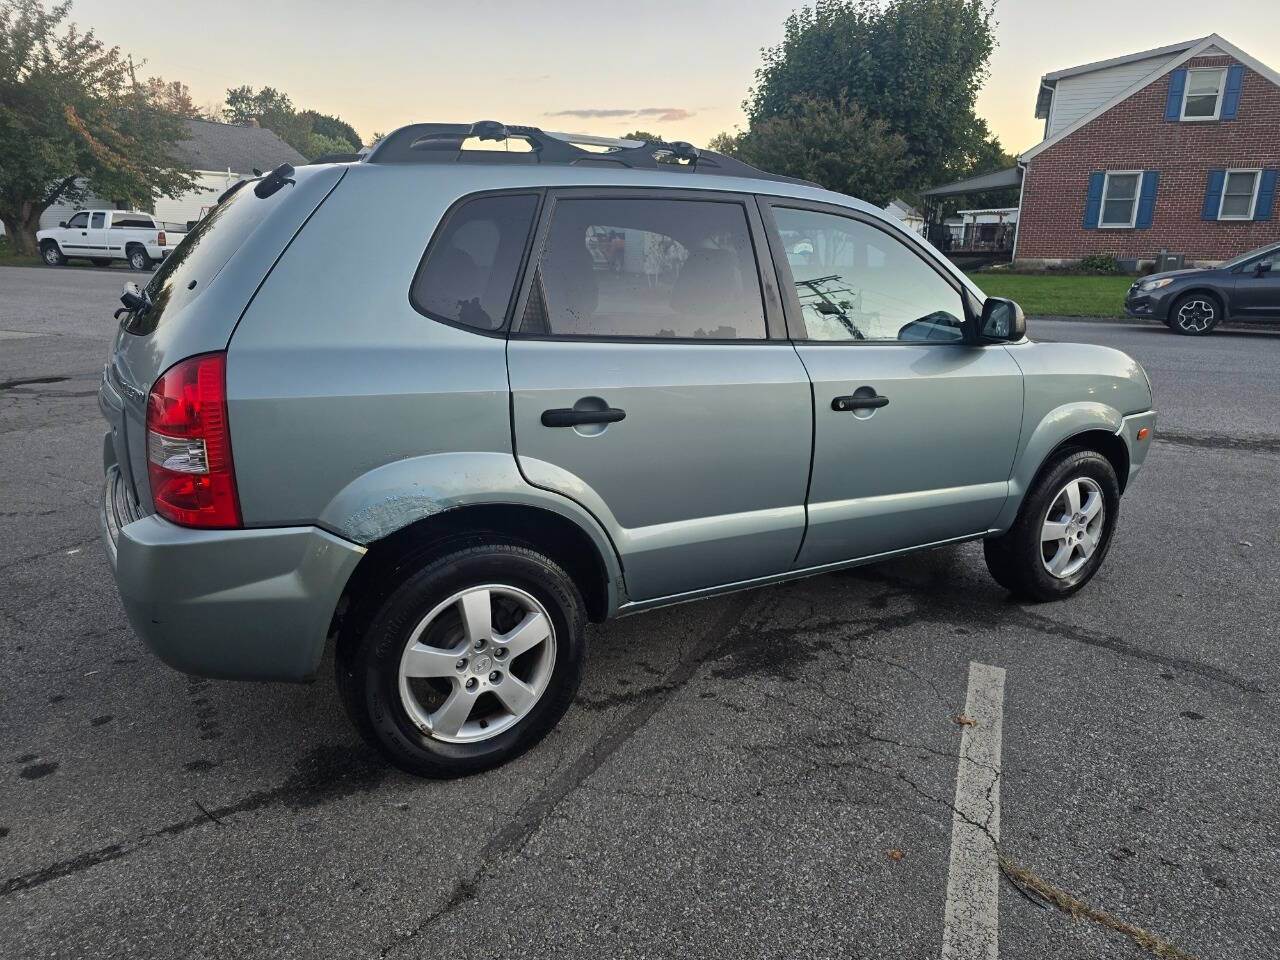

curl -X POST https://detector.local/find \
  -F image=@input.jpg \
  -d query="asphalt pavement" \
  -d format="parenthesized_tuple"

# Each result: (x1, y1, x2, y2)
(1, 264, 1277, 959)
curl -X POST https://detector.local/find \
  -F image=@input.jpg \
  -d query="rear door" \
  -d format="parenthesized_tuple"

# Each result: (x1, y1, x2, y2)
(84, 211, 109, 256)
(761, 200, 1023, 568)
(506, 190, 813, 602)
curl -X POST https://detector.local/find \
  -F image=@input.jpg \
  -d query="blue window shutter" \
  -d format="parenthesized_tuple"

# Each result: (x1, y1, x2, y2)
(1221, 65, 1245, 119)
(1165, 69, 1188, 121)
(1256, 170, 1278, 222)
(1136, 171, 1160, 228)
(1203, 170, 1226, 220)
(1084, 172, 1104, 229)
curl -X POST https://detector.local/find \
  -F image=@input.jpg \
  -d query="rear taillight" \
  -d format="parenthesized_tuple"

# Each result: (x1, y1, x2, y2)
(146, 353, 241, 528)
(158, 230, 167, 246)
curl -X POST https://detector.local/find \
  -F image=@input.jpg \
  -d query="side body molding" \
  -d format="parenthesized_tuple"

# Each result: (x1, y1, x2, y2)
(316, 451, 625, 612)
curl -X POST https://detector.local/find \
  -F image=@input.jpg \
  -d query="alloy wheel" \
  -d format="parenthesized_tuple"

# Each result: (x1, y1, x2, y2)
(1176, 298, 1216, 333)
(1040, 477, 1105, 579)
(396, 584, 556, 744)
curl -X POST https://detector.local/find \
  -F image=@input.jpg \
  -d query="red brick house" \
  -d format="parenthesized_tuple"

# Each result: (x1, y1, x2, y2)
(1014, 34, 1280, 268)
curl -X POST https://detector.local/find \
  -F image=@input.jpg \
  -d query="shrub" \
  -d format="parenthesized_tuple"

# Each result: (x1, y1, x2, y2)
(1079, 253, 1122, 275)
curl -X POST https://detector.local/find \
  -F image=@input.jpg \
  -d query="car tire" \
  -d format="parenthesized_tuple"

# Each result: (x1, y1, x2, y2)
(1169, 292, 1220, 336)
(337, 541, 587, 778)
(41, 242, 67, 266)
(983, 449, 1120, 602)
(127, 245, 152, 271)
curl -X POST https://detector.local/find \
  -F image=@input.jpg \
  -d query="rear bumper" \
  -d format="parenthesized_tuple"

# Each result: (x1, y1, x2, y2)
(101, 471, 366, 681)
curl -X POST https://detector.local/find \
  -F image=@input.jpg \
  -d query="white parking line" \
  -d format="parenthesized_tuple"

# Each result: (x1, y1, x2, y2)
(941, 661, 1007, 960)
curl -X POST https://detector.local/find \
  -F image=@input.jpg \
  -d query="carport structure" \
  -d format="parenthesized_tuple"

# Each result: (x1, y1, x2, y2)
(921, 166, 1023, 263)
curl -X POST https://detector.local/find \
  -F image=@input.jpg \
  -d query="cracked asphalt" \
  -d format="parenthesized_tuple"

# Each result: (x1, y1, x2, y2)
(2, 264, 1278, 959)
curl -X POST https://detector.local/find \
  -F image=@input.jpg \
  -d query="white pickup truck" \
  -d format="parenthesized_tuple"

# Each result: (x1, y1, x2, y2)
(37, 210, 187, 270)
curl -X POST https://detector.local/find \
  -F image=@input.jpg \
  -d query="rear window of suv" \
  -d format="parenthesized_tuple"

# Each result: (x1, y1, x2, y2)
(121, 179, 292, 336)
(411, 194, 540, 331)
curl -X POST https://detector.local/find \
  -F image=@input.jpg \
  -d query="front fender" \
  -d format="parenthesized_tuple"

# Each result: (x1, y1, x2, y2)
(995, 341, 1154, 531)
(315, 451, 624, 608)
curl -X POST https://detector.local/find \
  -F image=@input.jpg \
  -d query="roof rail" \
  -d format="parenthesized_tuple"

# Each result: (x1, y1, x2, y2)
(362, 121, 815, 186)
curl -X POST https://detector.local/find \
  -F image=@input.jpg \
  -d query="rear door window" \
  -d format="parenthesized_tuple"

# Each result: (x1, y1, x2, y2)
(518, 197, 765, 340)
(90, 212, 106, 228)
(411, 194, 540, 331)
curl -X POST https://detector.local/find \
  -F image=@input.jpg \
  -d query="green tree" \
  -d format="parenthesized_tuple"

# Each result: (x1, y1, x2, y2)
(145, 76, 205, 119)
(0, 0, 197, 255)
(714, 95, 909, 205)
(744, 0, 1000, 195)
(300, 109, 359, 149)
(621, 129, 660, 142)
(223, 87, 361, 160)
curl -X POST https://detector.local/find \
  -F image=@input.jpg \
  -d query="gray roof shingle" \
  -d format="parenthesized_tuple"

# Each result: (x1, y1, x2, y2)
(170, 119, 307, 174)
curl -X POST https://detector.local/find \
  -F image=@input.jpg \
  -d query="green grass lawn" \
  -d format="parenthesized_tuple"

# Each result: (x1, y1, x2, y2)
(966, 272, 1133, 318)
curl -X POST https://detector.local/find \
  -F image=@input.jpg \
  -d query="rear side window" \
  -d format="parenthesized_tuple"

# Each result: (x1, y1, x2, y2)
(90, 212, 106, 228)
(518, 197, 765, 340)
(411, 194, 539, 331)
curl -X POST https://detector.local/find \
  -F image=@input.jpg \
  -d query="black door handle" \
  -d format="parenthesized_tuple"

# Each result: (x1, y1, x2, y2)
(832, 394, 889, 411)
(541, 407, 626, 428)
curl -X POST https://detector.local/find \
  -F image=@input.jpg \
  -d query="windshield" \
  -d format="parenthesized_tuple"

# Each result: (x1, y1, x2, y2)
(120, 179, 280, 335)
(1221, 242, 1280, 270)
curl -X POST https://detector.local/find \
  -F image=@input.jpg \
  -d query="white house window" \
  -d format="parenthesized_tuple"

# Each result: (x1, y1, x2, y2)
(1219, 170, 1261, 220)
(1182, 69, 1227, 120)
(1100, 172, 1141, 228)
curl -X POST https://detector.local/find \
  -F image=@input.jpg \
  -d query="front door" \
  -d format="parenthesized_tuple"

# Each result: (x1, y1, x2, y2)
(62, 211, 92, 255)
(763, 202, 1023, 568)
(1232, 250, 1280, 319)
(507, 192, 813, 601)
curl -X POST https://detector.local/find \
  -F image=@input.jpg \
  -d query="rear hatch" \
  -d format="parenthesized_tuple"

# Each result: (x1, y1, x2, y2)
(101, 165, 348, 513)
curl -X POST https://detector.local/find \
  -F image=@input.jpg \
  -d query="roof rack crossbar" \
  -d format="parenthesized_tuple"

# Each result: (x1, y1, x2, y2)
(362, 121, 814, 186)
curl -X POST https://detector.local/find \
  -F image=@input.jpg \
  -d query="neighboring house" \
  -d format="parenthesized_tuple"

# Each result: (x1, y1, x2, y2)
(883, 197, 926, 237)
(1015, 34, 1280, 268)
(33, 119, 307, 231)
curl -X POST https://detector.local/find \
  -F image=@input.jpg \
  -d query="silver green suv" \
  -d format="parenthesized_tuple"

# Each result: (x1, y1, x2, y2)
(98, 123, 1156, 777)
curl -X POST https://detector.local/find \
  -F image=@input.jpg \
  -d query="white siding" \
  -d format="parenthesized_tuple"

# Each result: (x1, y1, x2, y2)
(1047, 55, 1173, 136)
(153, 170, 240, 226)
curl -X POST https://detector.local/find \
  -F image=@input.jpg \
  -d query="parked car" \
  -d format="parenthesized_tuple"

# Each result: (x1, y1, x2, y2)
(98, 125, 1156, 777)
(38, 210, 187, 270)
(1125, 242, 1280, 335)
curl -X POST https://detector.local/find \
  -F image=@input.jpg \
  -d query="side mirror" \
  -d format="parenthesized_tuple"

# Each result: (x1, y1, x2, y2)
(58, 221, 66, 228)
(978, 297, 1026, 342)
(1256, 260, 1273, 275)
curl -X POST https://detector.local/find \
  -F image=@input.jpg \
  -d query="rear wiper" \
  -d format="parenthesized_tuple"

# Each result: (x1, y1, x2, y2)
(114, 281, 151, 320)
(253, 163, 295, 199)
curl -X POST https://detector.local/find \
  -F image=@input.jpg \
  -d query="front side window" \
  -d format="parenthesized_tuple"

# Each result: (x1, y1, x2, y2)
(772, 207, 966, 343)
(90, 212, 105, 228)
(519, 197, 765, 340)
(1100, 172, 1140, 227)
(412, 194, 540, 331)
(1219, 170, 1260, 220)
(1182, 69, 1226, 120)
(66, 212, 89, 228)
